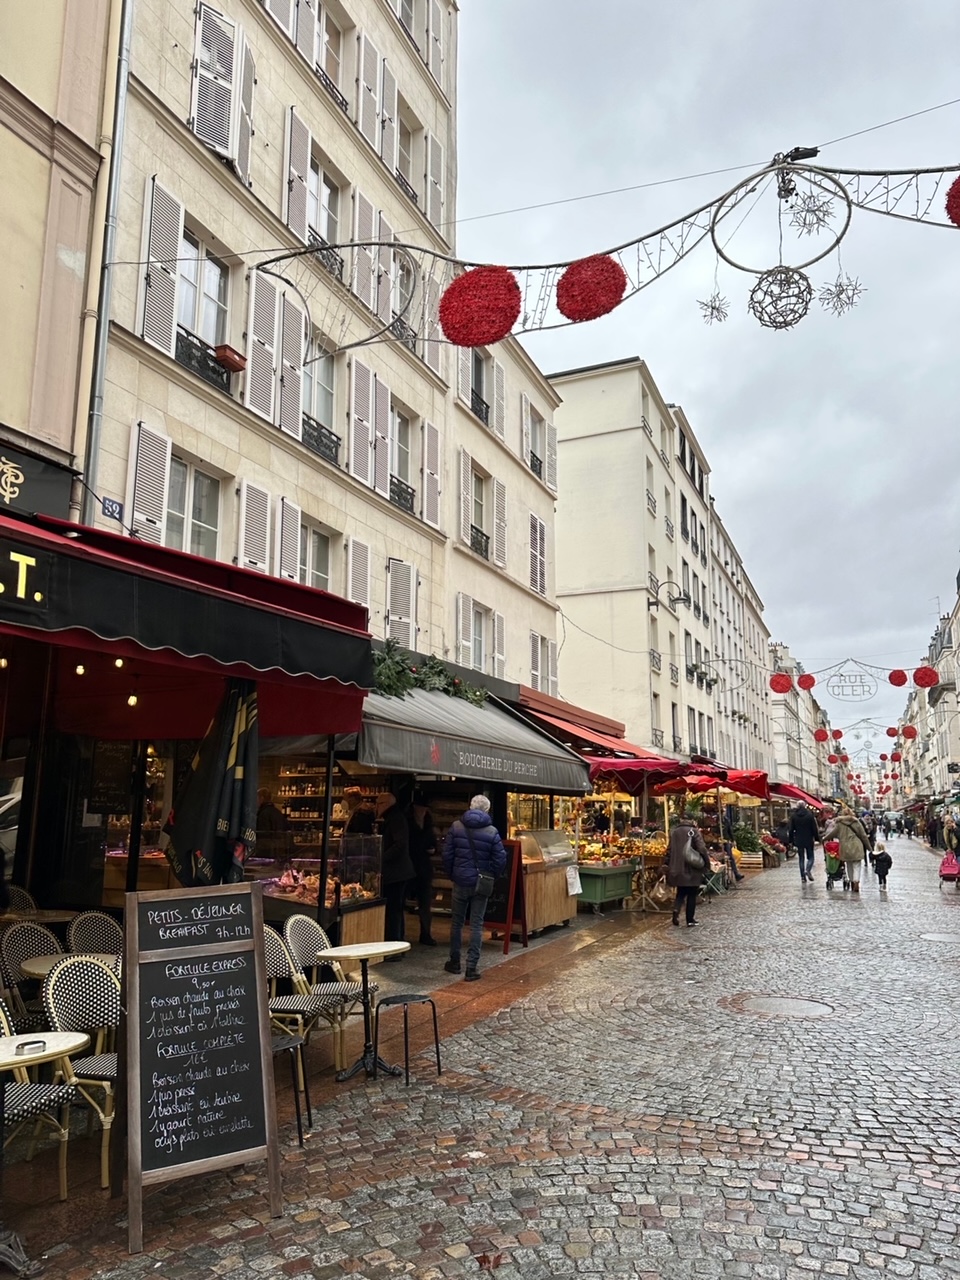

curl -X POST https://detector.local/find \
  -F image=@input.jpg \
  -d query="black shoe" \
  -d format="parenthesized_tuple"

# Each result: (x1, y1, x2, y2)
(735, 874, 745, 882)
(444, 959, 461, 974)
(671, 913, 680, 926)
(464, 969, 480, 982)
(419, 935, 438, 946)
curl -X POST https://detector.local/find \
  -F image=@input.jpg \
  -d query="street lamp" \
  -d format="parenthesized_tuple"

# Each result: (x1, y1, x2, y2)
(647, 582, 691, 611)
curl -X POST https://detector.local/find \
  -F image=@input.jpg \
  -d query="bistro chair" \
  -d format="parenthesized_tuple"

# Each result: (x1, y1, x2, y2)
(42, 956, 121, 1190)
(271, 1034, 312, 1148)
(0, 922, 61, 1028)
(5, 886, 37, 913)
(372, 993, 442, 1087)
(282, 914, 373, 1069)
(261, 927, 338, 1085)
(0, 996, 77, 1201)
(67, 911, 123, 957)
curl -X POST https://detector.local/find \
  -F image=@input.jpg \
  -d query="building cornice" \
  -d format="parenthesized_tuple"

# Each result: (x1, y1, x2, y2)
(0, 77, 101, 184)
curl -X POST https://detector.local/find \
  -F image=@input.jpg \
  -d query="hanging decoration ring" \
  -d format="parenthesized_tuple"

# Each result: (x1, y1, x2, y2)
(710, 165, 854, 275)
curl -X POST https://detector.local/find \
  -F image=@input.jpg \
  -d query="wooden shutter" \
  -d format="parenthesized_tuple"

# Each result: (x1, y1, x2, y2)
(295, 0, 317, 61)
(530, 631, 541, 692)
(346, 537, 370, 608)
(357, 33, 380, 148)
(278, 292, 305, 439)
(427, 0, 443, 85)
(529, 513, 545, 595)
(424, 133, 443, 228)
(373, 375, 390, 498)
(459, 448, 472, 545)
(546, 421, 558, 492)
(238, 479, 270, 573)
(547, 639, 559, 698)
(492, 359, 506, 439)
(421, 421, 441, 528)
(244, 270, 278, 421)
(387, 558, 416, 646)
(352, 190, 377, 311)
(265, 0, 295, 37)
(274, 496, 301, 580)
(520, 392, 531, 463)
(235, 37, 255, 185)
(285, 108, 310, 242)
(193, 5, 236, 158)
(376, 212, 394, 326)
(380, 61, 398, 172)
(492, 478, 507, 567)
(493, 612, 505, 680)
(457, 593, 473, 667)
(140, 178, 183, 355)
(457, 344, 471, 403)
(422, 275, 442, 375)
(127, 421, 171, 544)
(349, 358, 373, 484)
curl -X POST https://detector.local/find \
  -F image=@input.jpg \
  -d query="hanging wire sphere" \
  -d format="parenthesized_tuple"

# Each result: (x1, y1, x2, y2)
(748, 266, 813, 330)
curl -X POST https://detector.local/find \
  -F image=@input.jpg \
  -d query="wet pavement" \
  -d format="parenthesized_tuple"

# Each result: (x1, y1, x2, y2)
(11, 836, 960, 1278)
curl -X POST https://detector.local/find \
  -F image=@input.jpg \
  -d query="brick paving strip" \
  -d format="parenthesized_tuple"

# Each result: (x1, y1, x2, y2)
(14, 838, 960, 1278)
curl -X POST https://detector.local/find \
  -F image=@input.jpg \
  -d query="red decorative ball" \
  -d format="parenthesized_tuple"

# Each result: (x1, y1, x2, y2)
(797, 673, 816, 690)
(913, 665, 939, 689)
(880, 754, 888, 762)
(814, 728, 829, 743)
(946, 176, 960, 228)
(439, 266, 521, 346)
(846, 773, 854, 780)
(886, 727, 898, 738)
(884, 773, 890, 779)
(888, 669, 908, 687)
(556, 255, 628, 322)
(840, 754, 849, 763)
(890, 751, 902, 763)
(890, 773, 899, 781)
(902, 724, 918, 740)
(856, 774, 861, 779)
(770, 673, 793, 693)
(832, 729, 843, 740)
(827, 754, 839, 764)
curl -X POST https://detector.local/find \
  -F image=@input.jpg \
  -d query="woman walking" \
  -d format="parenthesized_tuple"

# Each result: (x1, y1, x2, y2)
(666, 810, 711, 927)
(828, 804, 870, 894)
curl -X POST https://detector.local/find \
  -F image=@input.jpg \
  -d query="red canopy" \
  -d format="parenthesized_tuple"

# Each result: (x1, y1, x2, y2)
(655, 768, 768, 800)
(587, 754, 698, 796)
(770, 782, 825, 809)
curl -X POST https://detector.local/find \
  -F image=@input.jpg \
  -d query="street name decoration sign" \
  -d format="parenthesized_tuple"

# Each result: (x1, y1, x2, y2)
(825, 669, 878, 700)
(124, 883, 280, 1253)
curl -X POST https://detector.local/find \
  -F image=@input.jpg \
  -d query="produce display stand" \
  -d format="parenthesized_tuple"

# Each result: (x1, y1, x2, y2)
(576, 861, 635, 910)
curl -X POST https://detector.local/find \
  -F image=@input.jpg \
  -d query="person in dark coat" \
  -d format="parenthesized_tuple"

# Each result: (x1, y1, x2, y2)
(665, 811, 710, 927)
(257, 789, 290, 859)
(442, 795, 507, 981)
(873, 843, 893, 890)
(343, 786, 376, 834)
(788, 803, 820, 884)
(407, 793, 437, 946)
(375, 792, 415, 953)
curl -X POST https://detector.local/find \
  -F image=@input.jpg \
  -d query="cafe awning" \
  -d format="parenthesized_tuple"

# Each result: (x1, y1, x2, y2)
(769, 782, 825, 809)
(522, 709, 664, 759)
(357, 689, 591, 793)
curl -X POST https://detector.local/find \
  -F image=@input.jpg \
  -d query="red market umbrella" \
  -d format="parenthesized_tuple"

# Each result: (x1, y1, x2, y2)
(769, 782, 825, 809)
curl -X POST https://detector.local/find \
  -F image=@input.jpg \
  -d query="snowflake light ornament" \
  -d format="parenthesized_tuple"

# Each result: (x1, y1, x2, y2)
(819, 273, 865, 316)
(790, 192, 836, 236)
(697, 291, 729, 325)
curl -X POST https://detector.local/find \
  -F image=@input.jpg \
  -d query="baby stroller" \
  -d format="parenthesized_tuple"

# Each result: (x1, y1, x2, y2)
(824, 839, 849, 890)
(939, 852, 960, 891)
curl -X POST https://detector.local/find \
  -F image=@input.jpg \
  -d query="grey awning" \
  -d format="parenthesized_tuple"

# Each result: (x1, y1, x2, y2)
(357, 689, 591, 793)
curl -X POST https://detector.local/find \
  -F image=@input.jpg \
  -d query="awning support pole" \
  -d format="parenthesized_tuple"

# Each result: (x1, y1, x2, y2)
(125, 740, 148, 894)
(317, 735, 336, 927)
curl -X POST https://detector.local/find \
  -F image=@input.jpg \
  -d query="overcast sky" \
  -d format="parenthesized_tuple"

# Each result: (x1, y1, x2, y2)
(454, 0, 960, 731)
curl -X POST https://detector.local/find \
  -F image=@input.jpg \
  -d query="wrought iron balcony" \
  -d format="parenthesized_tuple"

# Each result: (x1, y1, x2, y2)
(641, 414, 653, 437)
(686, 663, 696, 682)
(673, 734, 684, 752)
(693, 601, 702, 619)
(315, 67, 348, 113)
(648, 571, 659, 595)
(650, 648, 662, 672)
(691, 536, 700, 555)
(646, 489, 657, 515)
(302, 414, 340, 467)
(688, 741, 699, 756)
(529, 452, 543, 479)
(701, 748, 716, 760)
(175, 327, 231, 393)
(660, 448, 671, 470)
(470, 389, 489, 424)
(389, 474, 416, 514)
(681, 522, 690, 541)
(308, 233, 344, 282)
(652, 728, 665, 748)
(389, 314, 418, 352)
(394, 169, 419, 205)
(470, 524, 490, 559)
(665, 516, 675, 541)
(670, 662, 680, 684)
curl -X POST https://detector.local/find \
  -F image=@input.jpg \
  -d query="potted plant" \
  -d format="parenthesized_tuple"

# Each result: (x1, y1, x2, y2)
(214, 344, 247, 372)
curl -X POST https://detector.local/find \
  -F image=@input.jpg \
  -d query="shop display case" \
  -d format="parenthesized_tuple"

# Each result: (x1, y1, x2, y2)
(517, 829, 577, 865)
(248, 834, 382, 911)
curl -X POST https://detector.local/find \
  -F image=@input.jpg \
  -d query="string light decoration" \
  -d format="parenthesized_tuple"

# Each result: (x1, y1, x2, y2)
(556, 255, 628, 321)
(697, 291, 729, 324)
(748, 266, 813, 330)
(819, 272, 866, 316)
(789, 191, 836, 235)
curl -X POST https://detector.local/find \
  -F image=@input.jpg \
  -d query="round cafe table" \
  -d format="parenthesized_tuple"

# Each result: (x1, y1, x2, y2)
(18, 953, 118, 981)
(316, 941, 410, 1082)
(0, 1031, 90, 1278)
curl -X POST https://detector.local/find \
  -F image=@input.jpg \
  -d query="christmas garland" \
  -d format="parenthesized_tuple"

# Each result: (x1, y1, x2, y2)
(373, 639, 488, 707)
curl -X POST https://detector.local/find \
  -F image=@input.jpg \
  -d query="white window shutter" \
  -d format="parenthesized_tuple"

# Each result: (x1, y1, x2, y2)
(387, 558, 416, 646)
(285, 108, 310, 242)
(238, 479, 271, 573)
(529, 514, 546, 595)
(373, 375, 390, 498)
(492, 478, 507, 567)
(547, 639, 559, 698)
(424, 133, 444, 229)
(421, 421, 441, 528)
(457, 344, 471, 403)
(235, 37, 255, 185)
(139, 178, 183, 355)
(422, 275, 442, 375)
(278, 293, 305, 439)
(459, 448, 472, 545)
(457, 593, 473, 667)
(546, 421, 558, 492)
(346, 537, 371, 608)
(127, 421, 171, 544)
(193, 6, 236, 158)
(530, 631, 541, 691)
(352, 190, 377, 311)
(295, 0, 317, 62)
(265, 0, 295, 37)
(376, 212, 394, 326)
(427, 0, 443, 85)
(274, 496, 301, 580)
(349, 358, 373, 485)
(380, 61, 398, 172)
(244, 270, 278, 421)
(492, 360, 506, 440)
(520, 392, 532, 463)
(357, 33, 380, 148)
(493, 612, 506, 680)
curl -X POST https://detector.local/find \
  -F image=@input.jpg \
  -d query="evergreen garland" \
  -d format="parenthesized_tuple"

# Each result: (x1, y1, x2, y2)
(373, 639, 487, 706)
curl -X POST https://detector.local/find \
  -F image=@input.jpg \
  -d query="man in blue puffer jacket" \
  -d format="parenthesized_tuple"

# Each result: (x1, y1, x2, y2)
(442, 795, 507, 981)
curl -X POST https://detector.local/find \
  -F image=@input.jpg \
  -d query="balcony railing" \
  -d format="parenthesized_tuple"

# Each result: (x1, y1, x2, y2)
(686, 663, 696, 682)
(389, 314, 418, 352)
(673, 734, 684, 753)
(650, 649, 662, 672)
(302, 414, 341, 467)
(689, 741, 699, 756)
(660, 448, 671, 470)
(641, 414, 653, 437)
(389, 474, 416, 514)
(646, 489, 657, 515)
(691, 536, 700, 555)
(471, 389, 489, 425)
(652, 728, 665, 748)
(670, 662, 680, 684)
(693, 601, 702, 619)
(394, 169, 419, 205)
(309, 232, 344, 282)
(681, 522, 690, 541)
(470, 524, 490, 559)
(665, 516, 675, 541)
(398, 18, 421, 52)
(648, 571, 659, 595)
(175, 327, 231, 393)
(529, 452, 543, 479)
(315, 66, 348, 113)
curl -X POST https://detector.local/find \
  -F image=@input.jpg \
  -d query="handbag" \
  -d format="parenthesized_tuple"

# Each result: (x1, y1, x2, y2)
(463, 823, 496, 896)
(681, 831, 705, 870)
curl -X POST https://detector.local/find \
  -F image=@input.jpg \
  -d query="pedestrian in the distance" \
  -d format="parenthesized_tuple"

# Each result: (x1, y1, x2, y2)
(666, 810, 710, 928)
(874, 842, 893, 890)
(407, 791, 438, 946)
(442, 795, 507, 981)
(789, 802, 820, 884)
(375, 792, 415, 955)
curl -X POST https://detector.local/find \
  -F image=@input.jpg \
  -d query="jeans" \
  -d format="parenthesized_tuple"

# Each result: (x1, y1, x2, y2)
(673, 885, 698, 924)
(449, 883, 490, 971)
(796, 844, 815, 879)
(384, 880, 408, 942)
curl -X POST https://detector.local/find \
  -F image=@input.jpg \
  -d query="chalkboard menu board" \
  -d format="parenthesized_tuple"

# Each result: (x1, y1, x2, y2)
(91, 740, 134, 813)
(485, 841, 528, 955)
(125, 883, 280, 1253)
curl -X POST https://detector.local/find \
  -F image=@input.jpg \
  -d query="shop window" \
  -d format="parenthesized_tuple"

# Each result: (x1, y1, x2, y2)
(166, 458, 220, 559)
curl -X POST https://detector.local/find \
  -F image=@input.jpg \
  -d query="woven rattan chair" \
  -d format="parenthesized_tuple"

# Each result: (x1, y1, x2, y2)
(42, 956, 120, 1189)
(67, 911, 123, 957)
(282, 914, 373, 1071)
(262, 927, 338, 1086)
(0, 922, 60, 1028)
(6, 885, 37, 913)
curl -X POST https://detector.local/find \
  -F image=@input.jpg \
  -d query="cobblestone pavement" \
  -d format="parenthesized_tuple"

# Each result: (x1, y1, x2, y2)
(27, 837, 960, 1277)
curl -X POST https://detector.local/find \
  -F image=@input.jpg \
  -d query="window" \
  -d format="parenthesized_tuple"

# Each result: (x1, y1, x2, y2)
(399, 0, 416, 34)
(166, 458, 220, 559)
(472, 606, 486, 672)
(391, 406, 412, 484)
(472, 471, 485, 530)
(308, 159, 340, 244)
(530, 406, 545, 465)
(682, 560, 690, 598)
(398, 117, 414, 185)
(320, 10, 341, 85)
(530, 631, 558, 696)
(529, 514, 546, 596)
(688, 706, 697, 751)
(299, 525, 330, 591)
(393, 253, 415, 316)
(176, 232, 228, 347)
(678, 430, 687, 468)
(651, 692, 661, 729)
(680, 494, 689, 537)
(302, 337, 335, 429)
(192, 6, 255, 184)
(472, 351, 485, 401)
